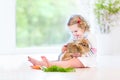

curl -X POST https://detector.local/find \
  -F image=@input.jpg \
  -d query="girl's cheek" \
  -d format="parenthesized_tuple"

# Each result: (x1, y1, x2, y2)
(72, 33, 75, 36)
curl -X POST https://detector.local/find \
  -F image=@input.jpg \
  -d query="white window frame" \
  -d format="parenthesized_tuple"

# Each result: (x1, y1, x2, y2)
(0, 0, 16, 54)
(0, 0, 61, 54)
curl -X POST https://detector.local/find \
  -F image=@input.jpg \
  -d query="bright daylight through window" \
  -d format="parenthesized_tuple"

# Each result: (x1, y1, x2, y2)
(16, 0, 91, 48)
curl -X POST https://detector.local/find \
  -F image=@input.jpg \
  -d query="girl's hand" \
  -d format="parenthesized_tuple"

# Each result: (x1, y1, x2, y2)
(91, 48, 97, 54)
(62, 45, 67, 53)
(71, 53, 81, 58)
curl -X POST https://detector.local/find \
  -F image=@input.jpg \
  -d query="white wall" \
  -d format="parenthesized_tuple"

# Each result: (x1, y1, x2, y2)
(0, 0, 16, 53)
(97, 27, 120, 56)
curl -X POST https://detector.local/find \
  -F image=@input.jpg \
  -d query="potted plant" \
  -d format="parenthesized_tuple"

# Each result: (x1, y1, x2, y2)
(93, 0, 120, 56)
(94, 0, 120, 33)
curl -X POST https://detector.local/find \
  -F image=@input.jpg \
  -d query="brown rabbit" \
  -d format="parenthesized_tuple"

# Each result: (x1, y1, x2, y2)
(61, 38, 90, 61)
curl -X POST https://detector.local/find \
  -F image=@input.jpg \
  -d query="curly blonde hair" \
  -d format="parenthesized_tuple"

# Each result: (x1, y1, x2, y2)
(67, 15, 90, 32)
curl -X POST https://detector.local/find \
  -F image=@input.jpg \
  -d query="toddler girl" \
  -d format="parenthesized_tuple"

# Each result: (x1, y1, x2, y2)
(28, 14, 97, 68)
(59, 15, 96, 60)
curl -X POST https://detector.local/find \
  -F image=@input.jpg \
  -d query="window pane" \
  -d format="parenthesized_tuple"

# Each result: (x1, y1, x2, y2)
(16, 0, 90, 47)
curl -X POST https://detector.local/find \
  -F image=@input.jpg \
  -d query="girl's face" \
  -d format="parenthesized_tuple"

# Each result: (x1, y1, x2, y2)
(69, 24, 85, 39)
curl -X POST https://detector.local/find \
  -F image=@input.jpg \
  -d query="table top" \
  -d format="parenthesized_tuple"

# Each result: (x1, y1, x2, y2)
(1, 67, 120, 80)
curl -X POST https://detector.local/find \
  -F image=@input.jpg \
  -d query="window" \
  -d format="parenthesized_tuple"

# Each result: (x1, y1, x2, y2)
(16, 0, 91, 48)
(0, 0, 93, 54)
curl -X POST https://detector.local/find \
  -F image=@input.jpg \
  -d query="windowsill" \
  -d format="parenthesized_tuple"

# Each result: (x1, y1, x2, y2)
(0, 46, 62, 55)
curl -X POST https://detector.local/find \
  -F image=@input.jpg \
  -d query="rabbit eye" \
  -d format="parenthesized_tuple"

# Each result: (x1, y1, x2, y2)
(83, 44, 86, 46)
(82, 43, 88, 47)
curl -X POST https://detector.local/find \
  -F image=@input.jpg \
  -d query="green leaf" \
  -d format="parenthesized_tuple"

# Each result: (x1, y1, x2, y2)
(43, 65, 75, 72)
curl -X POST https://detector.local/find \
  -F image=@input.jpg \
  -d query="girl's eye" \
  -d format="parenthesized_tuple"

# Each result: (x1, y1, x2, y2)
(74, 30, 77, 32)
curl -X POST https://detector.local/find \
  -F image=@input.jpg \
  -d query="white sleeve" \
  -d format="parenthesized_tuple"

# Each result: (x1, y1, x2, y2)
(87, 33, 97, 49)
(78, 55, 97, 67)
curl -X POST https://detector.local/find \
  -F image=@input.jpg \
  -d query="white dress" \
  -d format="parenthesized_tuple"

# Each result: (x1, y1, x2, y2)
(67, 33, 97, 67)
(58, 32, 97, 67)
(77, 33, 97, 67)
